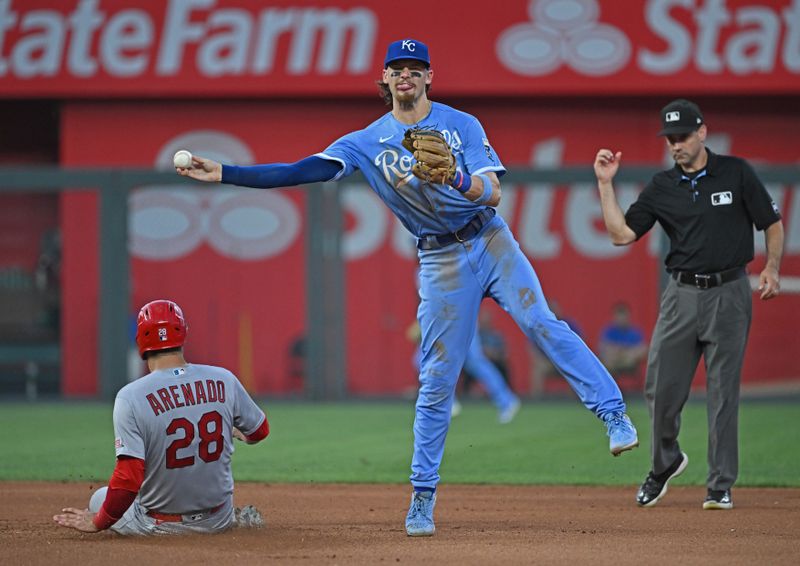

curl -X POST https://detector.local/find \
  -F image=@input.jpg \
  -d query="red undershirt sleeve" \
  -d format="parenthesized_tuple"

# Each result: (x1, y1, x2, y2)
(92, 457, 145, 531)
(245, 417, 269, 444)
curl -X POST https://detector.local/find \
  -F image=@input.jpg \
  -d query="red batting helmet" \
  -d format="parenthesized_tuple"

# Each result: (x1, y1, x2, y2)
(136, 300, 187, 359)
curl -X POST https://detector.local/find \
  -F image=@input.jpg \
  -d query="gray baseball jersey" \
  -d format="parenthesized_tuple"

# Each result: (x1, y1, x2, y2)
(113, 364, 265, 514)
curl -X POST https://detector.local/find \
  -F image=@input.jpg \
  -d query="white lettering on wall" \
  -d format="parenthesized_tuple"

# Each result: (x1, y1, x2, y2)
(695, 0, 731, 73)
(784, 0, 800, 71)
(0, 0, 377, 79)
(12, 8, 65, 77)
(639, 0, 696, 74)
(198, 9, 251, 77)
(639, 0, 800, 75)
(101, 10, 152, 77)
(518, 138, 563, 258)
(519, 186, 561, 259)
(342, 184, 387, 260)
(67, 0, 102, 77)
(157, 0, 214, 75)
(727, 5, 780, 74)
(287, 8, 375, 74)
(567, 184, 640, 258)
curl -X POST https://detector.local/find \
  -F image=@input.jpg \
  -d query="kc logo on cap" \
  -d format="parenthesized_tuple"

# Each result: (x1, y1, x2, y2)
(385, 38, 431, 67)
(666, 111, 680, 122)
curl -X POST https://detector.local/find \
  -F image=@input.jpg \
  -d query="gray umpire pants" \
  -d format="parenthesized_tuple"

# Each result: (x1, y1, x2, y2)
(645, 275, 752, 491)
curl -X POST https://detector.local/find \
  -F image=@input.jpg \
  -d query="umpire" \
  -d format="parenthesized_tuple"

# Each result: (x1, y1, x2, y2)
(593, 99, 784, 510)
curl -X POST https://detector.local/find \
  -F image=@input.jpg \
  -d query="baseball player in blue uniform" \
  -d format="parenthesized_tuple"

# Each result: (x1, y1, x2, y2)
(177, 38, 638, 537)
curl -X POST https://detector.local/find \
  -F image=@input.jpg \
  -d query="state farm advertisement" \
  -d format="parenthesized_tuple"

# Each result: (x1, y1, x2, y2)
(60, 100, 800, 396)
(2, 0, 799, 97)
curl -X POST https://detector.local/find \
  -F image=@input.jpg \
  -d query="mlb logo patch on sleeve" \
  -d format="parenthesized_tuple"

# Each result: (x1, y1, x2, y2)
(711, 191, 733, 206)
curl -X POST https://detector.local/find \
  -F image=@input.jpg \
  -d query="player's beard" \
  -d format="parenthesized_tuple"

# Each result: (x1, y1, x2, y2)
(393, 85, 423, 112)
(397, 98, 417, 112)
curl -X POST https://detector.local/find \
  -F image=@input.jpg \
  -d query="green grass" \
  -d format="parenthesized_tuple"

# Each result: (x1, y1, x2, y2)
(0, 400, 797, 486)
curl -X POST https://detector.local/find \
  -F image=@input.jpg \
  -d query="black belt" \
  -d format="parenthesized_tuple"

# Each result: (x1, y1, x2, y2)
(671, 267, 746, 289)
(417, 208, 496, 250)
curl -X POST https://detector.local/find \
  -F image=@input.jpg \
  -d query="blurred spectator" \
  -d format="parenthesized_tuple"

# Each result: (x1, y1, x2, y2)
(406, 312, 519, 423)
(127, 313, 144, 382)
(599, 301, 647, 384)
(530, 300, 583, 397)
(464, 309, 512, 392)
(34, 227, 61, 334)
(287, 334, 307, 393)
(35, 229, 60, 288)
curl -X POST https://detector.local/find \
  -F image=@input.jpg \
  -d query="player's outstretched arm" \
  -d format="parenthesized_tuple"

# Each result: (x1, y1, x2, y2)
(53, 507, 100, 533)
(177, 155, 342, 190)
(594, 149, 636, 246)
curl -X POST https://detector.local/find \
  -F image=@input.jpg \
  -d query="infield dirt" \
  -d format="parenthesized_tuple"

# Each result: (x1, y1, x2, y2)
(2, 482, 798, 565)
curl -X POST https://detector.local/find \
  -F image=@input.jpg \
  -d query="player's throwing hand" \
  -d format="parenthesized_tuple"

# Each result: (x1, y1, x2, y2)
(175, 154, 223, 183)
(594, 149, 622, 184)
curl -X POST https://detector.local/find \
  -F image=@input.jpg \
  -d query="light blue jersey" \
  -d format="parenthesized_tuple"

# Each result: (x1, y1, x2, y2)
(318, 102, 504, 237)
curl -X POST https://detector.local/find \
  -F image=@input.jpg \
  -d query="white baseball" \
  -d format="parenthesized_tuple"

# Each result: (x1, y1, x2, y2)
(173, 150, 193, 169)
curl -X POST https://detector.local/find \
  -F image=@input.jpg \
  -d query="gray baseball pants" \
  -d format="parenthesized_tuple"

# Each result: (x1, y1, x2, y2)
(645, 275, 752, 491)
(89, 487, 234, 535)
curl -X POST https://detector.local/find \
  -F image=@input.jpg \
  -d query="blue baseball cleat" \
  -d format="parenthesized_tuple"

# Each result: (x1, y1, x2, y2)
(405, 490, 436, 536)
(603, 412, 639, 456)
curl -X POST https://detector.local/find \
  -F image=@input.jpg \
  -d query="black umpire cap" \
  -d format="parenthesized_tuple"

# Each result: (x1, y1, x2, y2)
(658, 99, 704, 136)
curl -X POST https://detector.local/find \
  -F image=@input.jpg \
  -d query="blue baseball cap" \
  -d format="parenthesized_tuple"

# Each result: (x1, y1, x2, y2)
(384, 39, 430, 68)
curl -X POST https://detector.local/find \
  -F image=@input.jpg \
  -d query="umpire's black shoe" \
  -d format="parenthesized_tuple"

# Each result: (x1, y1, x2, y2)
(703, 489, 733, 510)
(636, 451, 689, 507)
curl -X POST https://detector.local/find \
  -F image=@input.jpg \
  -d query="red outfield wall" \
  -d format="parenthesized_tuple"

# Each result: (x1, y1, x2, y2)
(12, 0, 794, 394)
(60, 100, 800, 395)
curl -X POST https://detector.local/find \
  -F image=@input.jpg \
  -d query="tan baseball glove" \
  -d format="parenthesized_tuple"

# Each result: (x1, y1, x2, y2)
(402, 128, 457, 184)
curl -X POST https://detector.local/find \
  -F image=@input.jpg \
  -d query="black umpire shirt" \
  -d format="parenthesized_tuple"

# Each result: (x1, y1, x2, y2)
(625, 148, 781, 274)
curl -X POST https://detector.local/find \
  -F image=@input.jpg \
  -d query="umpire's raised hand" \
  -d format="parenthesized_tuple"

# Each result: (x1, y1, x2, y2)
(594, 149, 622, 184)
